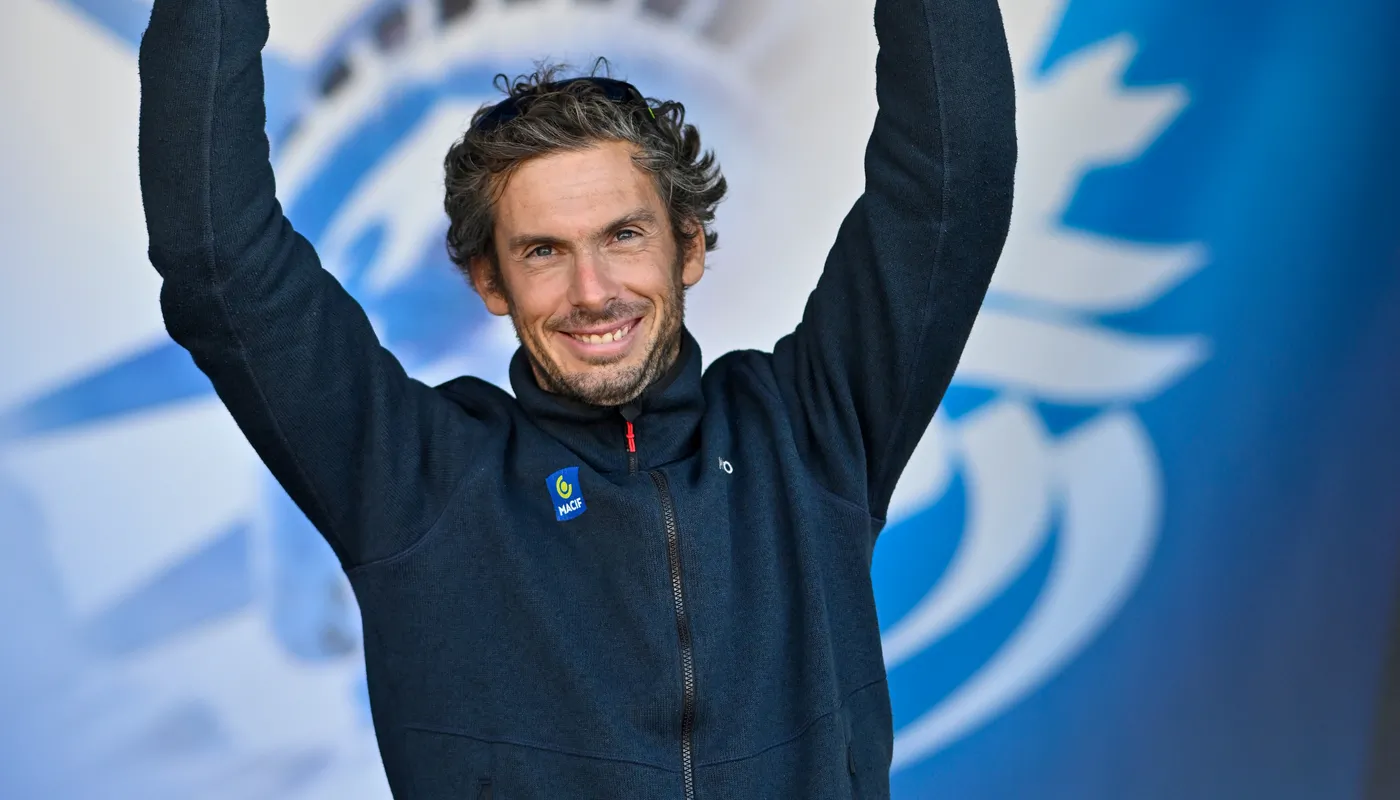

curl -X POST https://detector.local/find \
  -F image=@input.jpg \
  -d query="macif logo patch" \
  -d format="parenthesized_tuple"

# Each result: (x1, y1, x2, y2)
(546, 467, 586, 522)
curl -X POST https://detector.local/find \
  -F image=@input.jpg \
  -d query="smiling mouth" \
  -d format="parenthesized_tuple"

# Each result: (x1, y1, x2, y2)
(561, 318, 639, 345)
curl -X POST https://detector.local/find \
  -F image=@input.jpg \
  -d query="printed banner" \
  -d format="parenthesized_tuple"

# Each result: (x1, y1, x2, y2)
(1, 0, 1397, 797)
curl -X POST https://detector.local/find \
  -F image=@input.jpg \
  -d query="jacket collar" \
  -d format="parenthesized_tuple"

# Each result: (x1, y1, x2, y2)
(509, 329, 705, 475)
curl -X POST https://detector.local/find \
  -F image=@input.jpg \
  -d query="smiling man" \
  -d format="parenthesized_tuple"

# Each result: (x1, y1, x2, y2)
(445, 79, 721, 415)
(464, 136, 706, 408)
(137, 0, 1015, 796)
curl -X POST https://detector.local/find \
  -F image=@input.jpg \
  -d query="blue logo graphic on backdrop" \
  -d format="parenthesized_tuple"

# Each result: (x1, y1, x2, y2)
(868, 0, 1209, 773)
(5, 0, 1238, 795)
(547, 467, 587, 522)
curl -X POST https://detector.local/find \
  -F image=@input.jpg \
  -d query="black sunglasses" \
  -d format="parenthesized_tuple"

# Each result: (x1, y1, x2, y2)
(473, 77, 657, 134)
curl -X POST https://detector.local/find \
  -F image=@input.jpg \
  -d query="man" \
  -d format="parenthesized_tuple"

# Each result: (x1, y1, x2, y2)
(137, 0, 1014, 796)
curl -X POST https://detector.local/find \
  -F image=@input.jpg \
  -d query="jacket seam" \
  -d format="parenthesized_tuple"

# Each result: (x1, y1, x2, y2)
(402, 723, 679, 773)
(803, 464, 879, 522)
(741, 357, 881, 520)
(869, 0, 952, 512)
(694, 677, 889, 768)
(198, 0, 346, 562)
(345, 461, 476, 575)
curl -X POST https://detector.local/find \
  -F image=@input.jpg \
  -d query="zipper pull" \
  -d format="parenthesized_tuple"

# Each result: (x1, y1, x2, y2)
(620, 404, 640, 475)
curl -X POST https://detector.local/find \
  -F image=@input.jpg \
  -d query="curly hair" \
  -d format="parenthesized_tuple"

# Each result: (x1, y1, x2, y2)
(443, 60, 728, 293)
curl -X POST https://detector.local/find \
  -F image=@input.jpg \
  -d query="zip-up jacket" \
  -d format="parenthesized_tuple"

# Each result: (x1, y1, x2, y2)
(136, 0, 1015, 795)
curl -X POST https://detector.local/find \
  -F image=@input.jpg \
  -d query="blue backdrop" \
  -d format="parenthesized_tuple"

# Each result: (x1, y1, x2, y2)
(0, 0, 1396, 797)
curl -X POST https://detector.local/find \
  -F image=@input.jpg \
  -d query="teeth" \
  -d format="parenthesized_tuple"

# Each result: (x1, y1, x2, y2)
(573, 323, 630, 344)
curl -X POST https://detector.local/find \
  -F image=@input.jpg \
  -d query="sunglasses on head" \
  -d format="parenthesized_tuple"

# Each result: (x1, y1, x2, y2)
(472, 77, 657, 134)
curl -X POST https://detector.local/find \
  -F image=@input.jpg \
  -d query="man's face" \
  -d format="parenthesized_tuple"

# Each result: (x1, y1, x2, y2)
(471, 141, 705, 407)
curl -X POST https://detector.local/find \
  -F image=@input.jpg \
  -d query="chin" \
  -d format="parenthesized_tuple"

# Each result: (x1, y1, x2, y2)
(526, 312, 677, 406)
(570, 363, 648, 401)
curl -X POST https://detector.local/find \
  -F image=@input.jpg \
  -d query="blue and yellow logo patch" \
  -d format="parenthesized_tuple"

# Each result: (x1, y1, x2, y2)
(546, 466, 586, 522)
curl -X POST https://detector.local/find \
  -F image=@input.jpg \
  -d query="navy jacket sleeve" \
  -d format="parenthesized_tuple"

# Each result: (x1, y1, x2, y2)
(137, 0, 479, 567)
(771, 0, 1016, 519)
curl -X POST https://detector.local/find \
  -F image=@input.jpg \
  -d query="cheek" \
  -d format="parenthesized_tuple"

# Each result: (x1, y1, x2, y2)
(507, 272, 570, 325)
(615, 252, 680, 299)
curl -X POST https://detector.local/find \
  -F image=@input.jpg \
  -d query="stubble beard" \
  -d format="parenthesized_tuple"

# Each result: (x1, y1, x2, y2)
(511, 274, 686, 408)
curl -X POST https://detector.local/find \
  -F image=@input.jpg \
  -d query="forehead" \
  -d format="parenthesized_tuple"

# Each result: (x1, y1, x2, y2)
(493, 141, 663, 236)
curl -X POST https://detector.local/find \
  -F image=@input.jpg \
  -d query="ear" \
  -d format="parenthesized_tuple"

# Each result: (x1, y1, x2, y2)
(468, 255, 511, 317)
(679, 224, 706, 289)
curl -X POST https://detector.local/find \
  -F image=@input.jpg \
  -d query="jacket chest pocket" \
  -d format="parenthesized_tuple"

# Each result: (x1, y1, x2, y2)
(403, 725, 494, 799)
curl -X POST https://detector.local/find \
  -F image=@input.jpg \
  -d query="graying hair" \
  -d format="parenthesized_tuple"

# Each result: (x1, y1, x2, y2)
(443, 61, 727, 292)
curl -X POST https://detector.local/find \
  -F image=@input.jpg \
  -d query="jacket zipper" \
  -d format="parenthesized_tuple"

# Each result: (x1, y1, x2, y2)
(651, 469, 697, 800)
(622, 415, 696, 800)
(626, 420, 639, 475)
(622, 407, 639, 475)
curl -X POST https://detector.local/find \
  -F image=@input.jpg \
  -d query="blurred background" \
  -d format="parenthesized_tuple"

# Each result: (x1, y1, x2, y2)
(1, 0, 1398, 797)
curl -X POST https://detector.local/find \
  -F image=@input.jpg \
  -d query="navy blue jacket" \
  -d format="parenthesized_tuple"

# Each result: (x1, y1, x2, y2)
(137, 0, 1015, 795)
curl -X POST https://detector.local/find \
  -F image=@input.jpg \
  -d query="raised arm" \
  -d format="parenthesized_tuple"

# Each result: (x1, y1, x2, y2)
(771, 0, 1016, 519)
(138, 0, 478, 567)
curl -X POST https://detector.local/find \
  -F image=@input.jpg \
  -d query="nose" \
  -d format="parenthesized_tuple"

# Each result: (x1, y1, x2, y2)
(567, 249, 620, 310)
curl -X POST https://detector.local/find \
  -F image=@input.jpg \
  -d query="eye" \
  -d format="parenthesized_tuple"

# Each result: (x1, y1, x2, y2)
(616, 229, 640, 242)
(528, 244, 555, 258)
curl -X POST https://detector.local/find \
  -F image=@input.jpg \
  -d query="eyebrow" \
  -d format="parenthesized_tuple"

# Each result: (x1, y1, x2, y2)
(506, 208, 660, 253)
